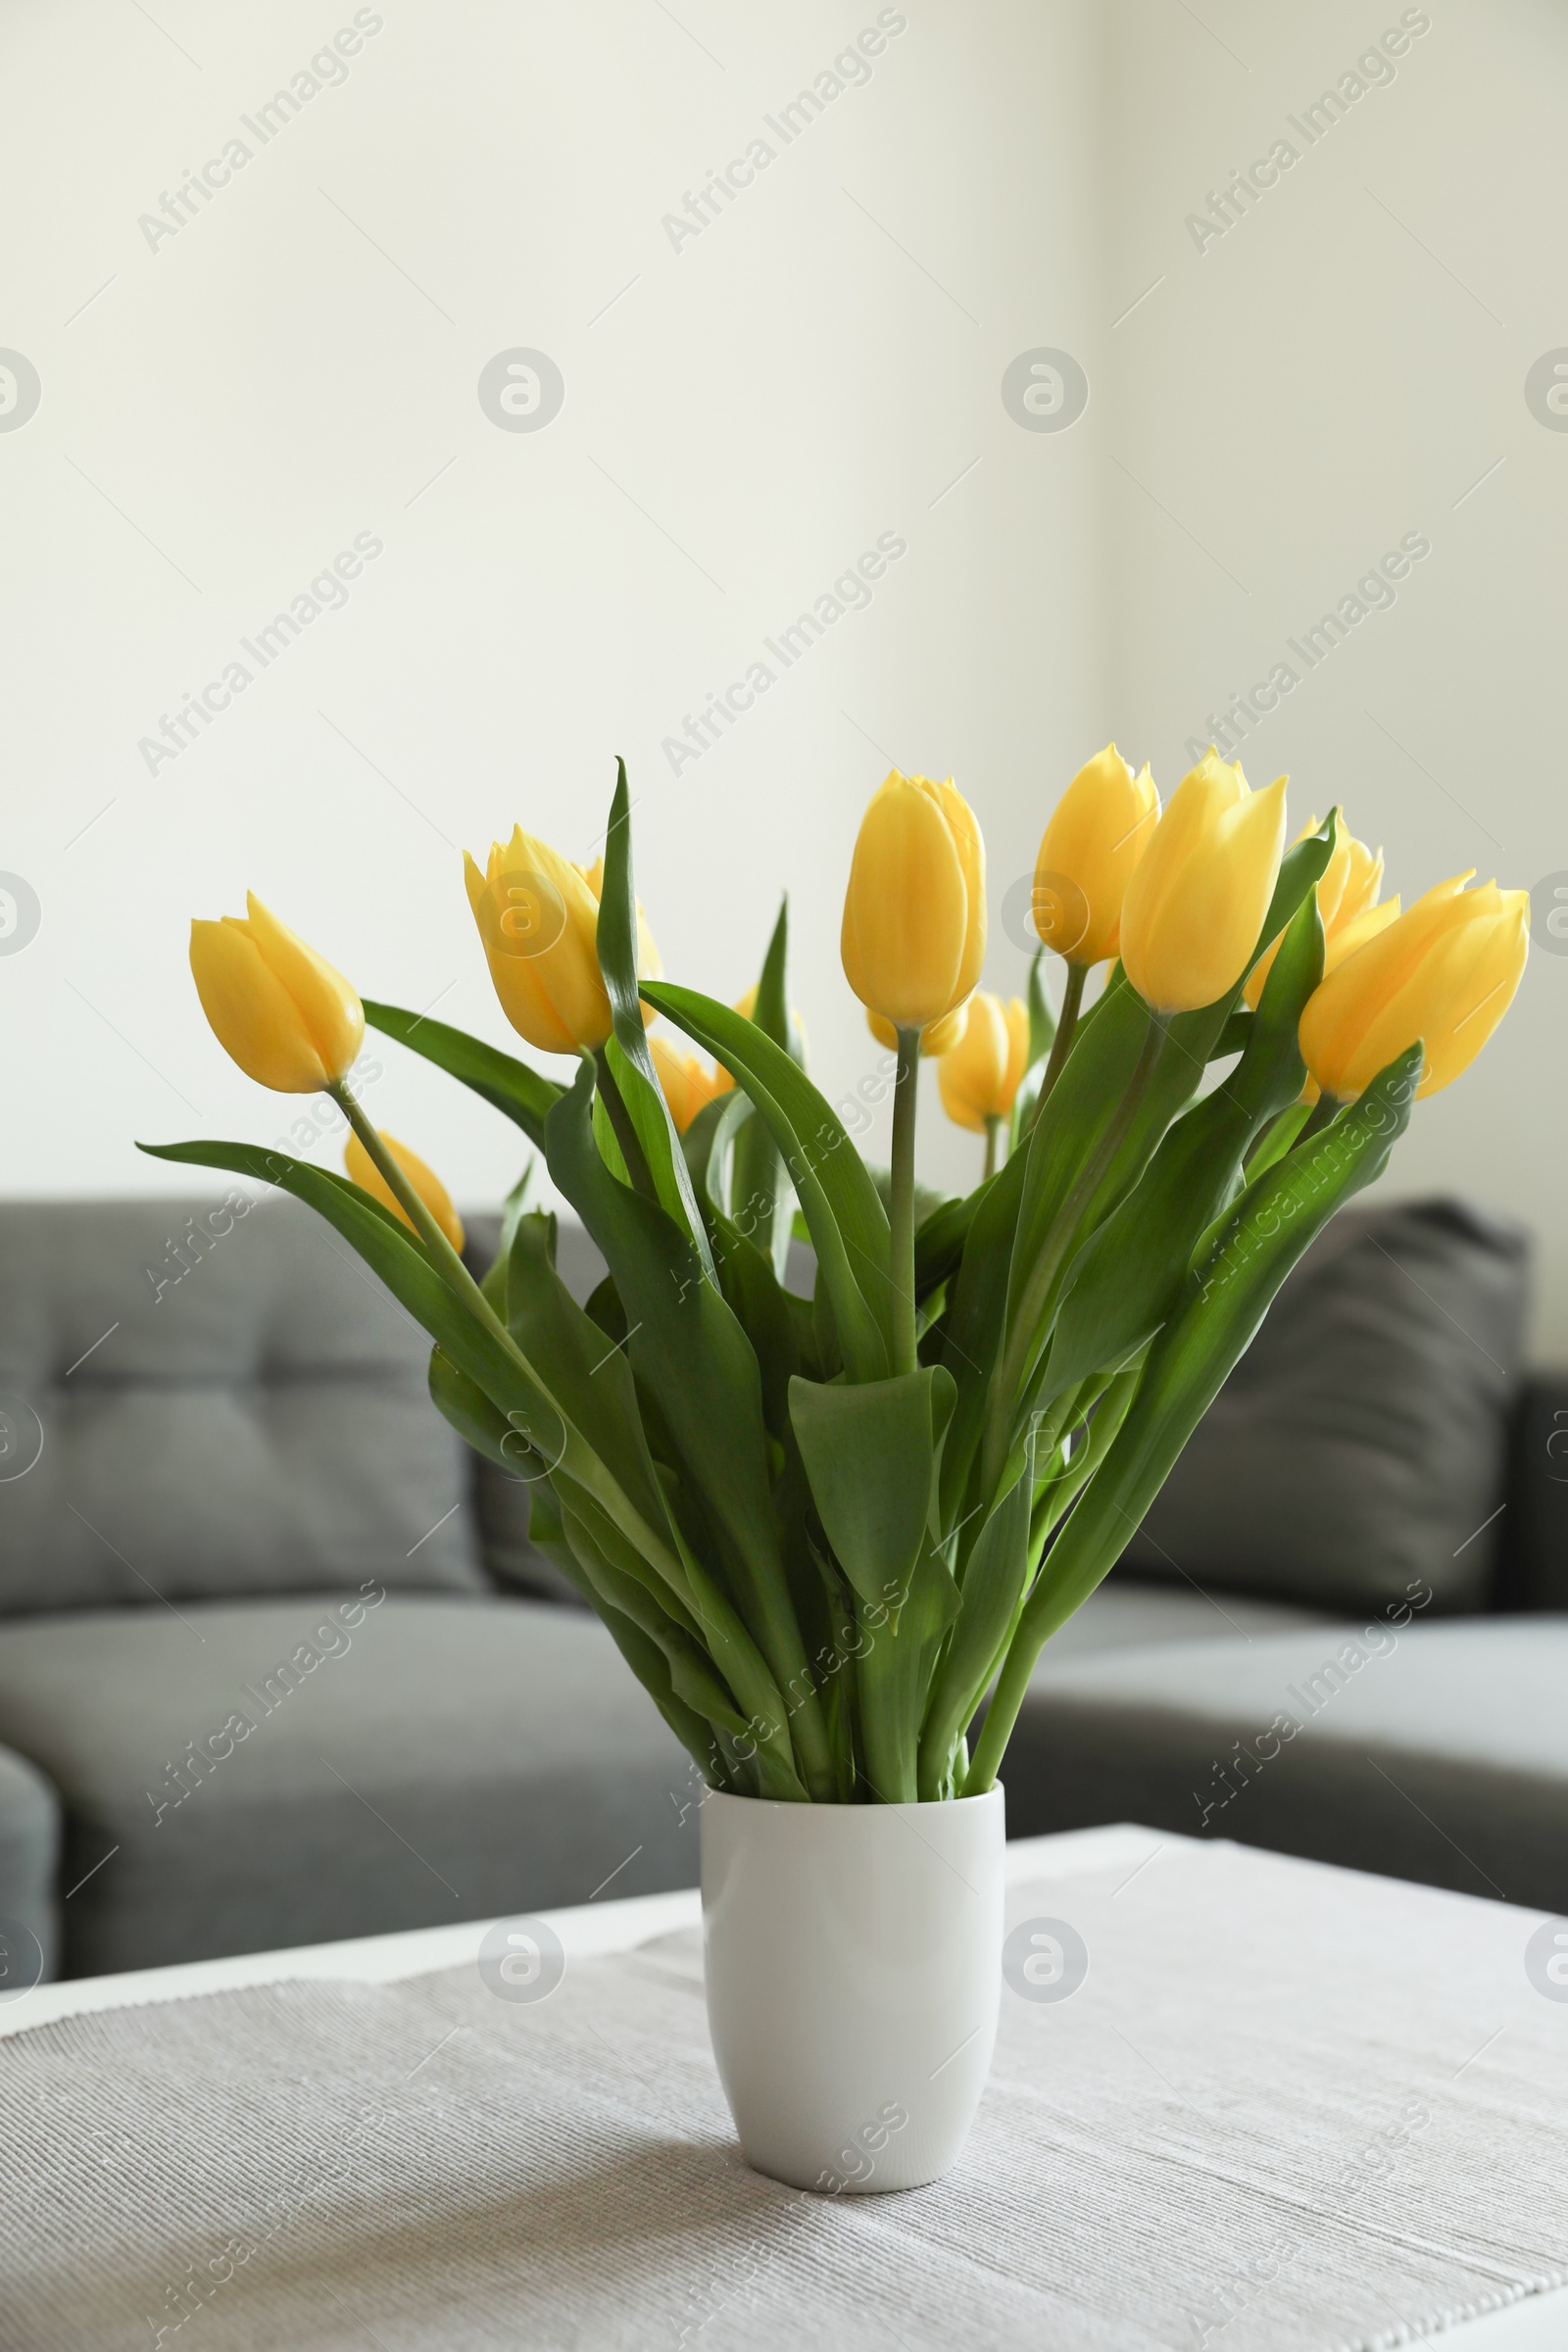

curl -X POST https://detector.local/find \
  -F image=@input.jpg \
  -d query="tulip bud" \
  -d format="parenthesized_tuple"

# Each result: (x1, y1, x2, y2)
(1298, 873, 1529, 1102)
(464, 827, 612, 1055)
(190, 894, 364, 1094)
(1245, 813, 1388, 1007)
(344, 1129, 466, 1251)
(1033, 745, 1159, 966)
(937, 993, 1028, 1130)
(1119, 751, 1289, 1014)
(650, 1034, 726, 1133)
(841, 770, 986, 1033)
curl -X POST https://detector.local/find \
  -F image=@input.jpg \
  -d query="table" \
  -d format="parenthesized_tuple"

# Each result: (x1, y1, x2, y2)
(2, 1824, 1564, 2349)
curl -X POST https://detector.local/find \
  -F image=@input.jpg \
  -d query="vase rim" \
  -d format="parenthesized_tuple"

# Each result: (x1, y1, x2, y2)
(701, 1783, 1004, 1815)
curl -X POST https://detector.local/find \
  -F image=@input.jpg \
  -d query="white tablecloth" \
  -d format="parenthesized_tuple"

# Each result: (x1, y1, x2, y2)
(3, 1835, 1565, 2349)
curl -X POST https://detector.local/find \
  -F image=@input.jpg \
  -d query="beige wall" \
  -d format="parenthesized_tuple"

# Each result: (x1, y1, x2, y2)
(1094, 0, 1568, 1349)
(4, 0, 1563, 1341)
(0, 0, 1105, 1215)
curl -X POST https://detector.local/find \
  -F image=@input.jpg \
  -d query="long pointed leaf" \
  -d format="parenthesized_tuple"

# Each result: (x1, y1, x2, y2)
(363, 1001, 560, 1146)
(641, 979, 891, 1383)
(597, 759, 715, 1279)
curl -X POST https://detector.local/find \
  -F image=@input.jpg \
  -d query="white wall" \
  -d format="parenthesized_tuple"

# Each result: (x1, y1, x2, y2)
(6, 0, 1564, 1343)
(1095, 0, 1568, 1348)
(0, 0, 1106, 1217)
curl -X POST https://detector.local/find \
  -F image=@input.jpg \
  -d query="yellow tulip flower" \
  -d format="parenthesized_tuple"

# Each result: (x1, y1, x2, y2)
(344, 1128, 466, 1251)
(1119, 750, 1288, 1014)
(1034, 745, 1159, 967)
(1322, 894, 1400, 978)
(841, 770, 986, 1033)
(937, 993, 1028, 1130)
(1298, 872, 1529, 1102)
(464, 826, 612, 1055)
(650, 1034, 727, 1133)
(189, 894, 364, 1094)
(1245, 814, 1387, 1006)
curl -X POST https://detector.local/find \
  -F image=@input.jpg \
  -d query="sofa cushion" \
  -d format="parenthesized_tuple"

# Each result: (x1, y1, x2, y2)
(1034, 1575, 1338, 1662)
(0, 1198, 485, 1616)
(0, 1592, 697, 1975)
(1118, 1198, 1529, 1613)
(1004, 1617, 1568, 1912)
(0, 1743, 59, 1989)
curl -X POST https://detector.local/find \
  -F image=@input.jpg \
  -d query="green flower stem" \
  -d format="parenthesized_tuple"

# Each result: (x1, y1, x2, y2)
(330, 1079, 513, 1348)
(857, 1592, 922, 1803)
(890, 1026, 921, 1377)
(592, 1047, 659, 1201)
(983, 1114, 1002, 1182)
(981, 1010, 1168, 1498)
(1033, 960, 1086, 1121)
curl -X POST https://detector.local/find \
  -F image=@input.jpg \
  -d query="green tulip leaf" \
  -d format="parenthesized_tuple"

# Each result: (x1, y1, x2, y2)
(596, 760, 715, 1279)
(731, 897, 797, 1281)
(362, 1001, 561, 1148)
(964, 1041, 1421, 1792)
(641, 978, 892, 1384)
(918, 1463, 1031, 1793)
(1039, 872, 1328, 1406)
(788, 1366, 950, 1616)
(545, 1057, 833, 1799)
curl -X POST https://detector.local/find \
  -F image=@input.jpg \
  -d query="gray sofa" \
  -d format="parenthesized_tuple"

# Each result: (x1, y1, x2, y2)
(0, 1197, 695, 1983)
(1005, 1195, 1568, 1913)
(0, 1191, 1560, 1986)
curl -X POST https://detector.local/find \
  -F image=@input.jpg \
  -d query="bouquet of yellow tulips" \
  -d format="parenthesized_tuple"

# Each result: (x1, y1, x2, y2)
(149, 747, 1527, 1806)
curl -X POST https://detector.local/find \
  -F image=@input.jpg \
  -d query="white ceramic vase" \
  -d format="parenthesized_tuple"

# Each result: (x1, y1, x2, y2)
(700, 1784, 1005, 2193)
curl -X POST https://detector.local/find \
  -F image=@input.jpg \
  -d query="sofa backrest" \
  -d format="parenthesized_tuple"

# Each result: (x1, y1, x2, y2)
(1116, 1196, 1531, 1615)
(0, 1197, 487, 1618)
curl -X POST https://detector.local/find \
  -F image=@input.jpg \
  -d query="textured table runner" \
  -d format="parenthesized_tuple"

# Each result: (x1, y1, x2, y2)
(3, 1836, 1566, 2351)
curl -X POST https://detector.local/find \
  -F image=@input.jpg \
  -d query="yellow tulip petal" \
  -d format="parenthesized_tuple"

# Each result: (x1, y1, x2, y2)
(466, 829, 612, 1054)
(867, 1004, 967, 1057)
(937, 991, 1010, 1129)
(1035, 745, 1159, 967)
(190, 917, 334, 1093)
(842, 769, 972, 1030)
(926, 776, 987, 1010)
(1298, 873, 1524, 1102)
(240, 894, 365, 1082)
(1121, 757, 1287, 1013)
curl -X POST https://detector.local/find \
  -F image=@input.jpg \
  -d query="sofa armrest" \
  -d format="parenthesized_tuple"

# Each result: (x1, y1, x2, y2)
(0, 1743, 60, 1986)
(1496, 1373, 1568, 1611)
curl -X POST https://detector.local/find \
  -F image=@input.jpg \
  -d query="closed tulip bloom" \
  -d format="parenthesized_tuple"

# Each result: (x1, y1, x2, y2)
(1246, 815, 1387, 1007)
(937, 993, 1028, 1129)
(190, 894, 364, 1093)
(465, 827, 612, 1055)
(1119, 751, 1289, 1014)
(650, 1034, 726, 1132)
(344, 1129, 465, 1251)
(1298, 873, 1529, 1102)
(1034, 746, 1159, 967)
(842, 770, 986, 1032)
